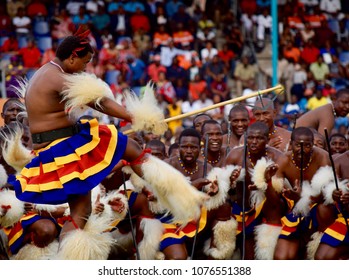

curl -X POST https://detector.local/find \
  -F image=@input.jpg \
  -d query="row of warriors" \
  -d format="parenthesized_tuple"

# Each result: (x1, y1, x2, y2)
(1, 26, 349, 260)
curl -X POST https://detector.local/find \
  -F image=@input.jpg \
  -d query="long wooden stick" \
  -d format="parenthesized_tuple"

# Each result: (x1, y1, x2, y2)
(123, 84, 285, 135)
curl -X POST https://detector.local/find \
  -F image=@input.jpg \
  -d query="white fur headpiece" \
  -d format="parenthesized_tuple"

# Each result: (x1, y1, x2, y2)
(0, 189, 25, 228)
(123, 82, 168, 135)
(61, 72, 114, 119)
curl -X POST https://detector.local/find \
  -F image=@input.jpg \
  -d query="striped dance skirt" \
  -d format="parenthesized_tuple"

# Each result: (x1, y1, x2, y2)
(11, 119, 128, 204)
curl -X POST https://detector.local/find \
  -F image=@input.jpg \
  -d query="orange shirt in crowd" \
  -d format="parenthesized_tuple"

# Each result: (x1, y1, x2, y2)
(283, 47, 301, 63)
(153, 32, 172, 48)
(189, 80, 207, 100)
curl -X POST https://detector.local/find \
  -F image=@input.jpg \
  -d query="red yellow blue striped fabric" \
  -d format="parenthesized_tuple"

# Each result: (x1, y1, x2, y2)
(159, 207, 207, 251)
(321, 213, 349, 247)
(11, 119, 128, 204)
(231, 199, 264, 235)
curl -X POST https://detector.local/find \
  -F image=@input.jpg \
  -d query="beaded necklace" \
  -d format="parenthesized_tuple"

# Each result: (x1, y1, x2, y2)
(178, 156, 198, 175)
(247, 149, 268, 168)
(291, 151, 313, 171)
(269, 126, 277, 137)
(201, 149, 221, 164)
(331, 103, 337, 118)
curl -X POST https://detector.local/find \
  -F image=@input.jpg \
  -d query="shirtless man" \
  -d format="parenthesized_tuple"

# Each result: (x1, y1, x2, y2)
(314, 150, 349, 259)
(252, 97, 291, 152)
(193, 113, 212, 136)
(273, 127, 332, 260)
(10, 28, 206, 259)
(199, 119, 226, 168)
(164, 128, 232, 260)
(222, 104, 250, 152)
(295, 88, 349, 137)
(225, 121, 286, 259)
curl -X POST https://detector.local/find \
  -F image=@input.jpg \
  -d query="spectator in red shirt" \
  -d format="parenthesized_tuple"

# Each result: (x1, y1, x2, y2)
(130, 7, 150, 34)
(18, 39, 42, 68)
(0, 33, 19, 53)
(300, 39, 320, 65)
(26, 0, 48, 18)
(147, 54, 166, 82)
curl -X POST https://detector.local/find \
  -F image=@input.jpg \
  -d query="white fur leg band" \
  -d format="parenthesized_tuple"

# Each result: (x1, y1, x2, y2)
(141, 155, 208, 225)
(57, 214, 114, 260)
(123, 82, 168, 135)
(254, 223, 282, 260)
(61, 72, 114, 118)
(203, 218, 238, 260)
(138, 218, 164, 260)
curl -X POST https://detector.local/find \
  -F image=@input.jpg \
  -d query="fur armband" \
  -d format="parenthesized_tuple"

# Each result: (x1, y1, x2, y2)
(205, 165, 241, 211)
(251, 157, 274, 191)
(99, 189, 128, 221)
(0, 189, 25, 228)
(123, 82, 168, 135)
(311, 166, 335, 197)
(61, 72, 114, 118)
(1, 125, 34, 173)
(293, 181, 317, 216)
(323, 179, 348, 205)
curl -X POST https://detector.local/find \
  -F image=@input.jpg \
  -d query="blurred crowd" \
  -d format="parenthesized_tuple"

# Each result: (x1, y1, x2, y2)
(0, 0, 348, 137)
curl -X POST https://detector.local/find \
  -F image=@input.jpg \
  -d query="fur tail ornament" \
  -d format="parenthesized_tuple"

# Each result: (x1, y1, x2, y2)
(56, 214, 115, 260)
(306, 231, 323, 260)
(1, 125, 34, 173)
(203, 218, 238, 259)
(123, 82, 168, 135)
(0, 189, 24, 228)
(61, 72, 114, 119)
